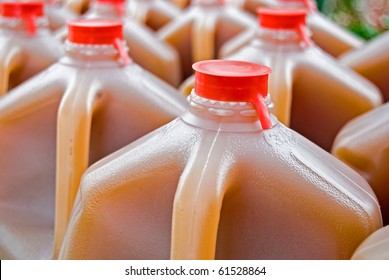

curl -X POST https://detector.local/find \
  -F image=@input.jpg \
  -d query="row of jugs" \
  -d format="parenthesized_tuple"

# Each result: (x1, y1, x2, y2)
(0, 0, 388, 260)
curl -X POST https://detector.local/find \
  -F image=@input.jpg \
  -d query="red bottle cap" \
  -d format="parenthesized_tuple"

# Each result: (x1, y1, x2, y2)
(68, 19, 123, 44)
(258, 8, 307, 29)
(67, 20, 130, 65)
(258, 8, 311, 46)
(193, 60, 272, 130)
(0, 2, 44, 18)
(0, 2, 44, 36)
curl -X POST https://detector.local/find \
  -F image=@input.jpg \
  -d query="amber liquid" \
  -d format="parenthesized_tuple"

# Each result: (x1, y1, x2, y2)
(59, 97, 382, 260)
(290, 58, 380, 151)
(332, 102, 389, 226)
(340, 33, 389, 102)
(0, 56, 186, 259)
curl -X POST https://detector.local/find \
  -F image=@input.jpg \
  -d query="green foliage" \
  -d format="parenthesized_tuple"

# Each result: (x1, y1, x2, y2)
(317, 0, 389, 40)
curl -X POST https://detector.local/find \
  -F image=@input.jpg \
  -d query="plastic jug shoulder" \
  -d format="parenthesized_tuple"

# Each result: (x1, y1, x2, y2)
(340, 31, 389, 103)
(0, 2, 63, 96)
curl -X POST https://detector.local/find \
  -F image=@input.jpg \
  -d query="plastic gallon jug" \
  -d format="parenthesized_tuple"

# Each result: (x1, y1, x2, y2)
(332, 102, 389, 226)
(157, 0, 256, 82)
(0, 2, 63, 96)
(351, 225, 389, 260)
(181, 9, 382, 151)
(45, 0, 78, 31)
(127, 0, 180, 31)
(78, 0, 182, 87)
(0, 19, 186, 260)
(59, 60, 382, 260)
(340, 31, 389, 103)
(224, 0, 364, 58)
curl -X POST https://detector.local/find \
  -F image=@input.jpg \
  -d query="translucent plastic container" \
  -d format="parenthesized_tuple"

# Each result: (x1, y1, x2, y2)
(63, 0, 90, 14)
(127, 0, 180, 31)
(59, 60, 381, 260)
(45, 0, 78, 31)
(340, 31, 389, 103)
(332, 102, 389, 226)
(224, 0, 364, 58)
(157, 0, 256, 81)
(170, 0, 191, 9)
(352, 225, 389, 260)
(181, 9, 382, 151)
(0, 19, 186, 260)
(75, 0, 182, 87)
(0, 2, 63, 96)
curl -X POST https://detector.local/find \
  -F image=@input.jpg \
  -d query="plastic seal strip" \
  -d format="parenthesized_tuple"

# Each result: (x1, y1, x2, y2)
(23, 14, 37, 36)
(113, 38, 130, 65)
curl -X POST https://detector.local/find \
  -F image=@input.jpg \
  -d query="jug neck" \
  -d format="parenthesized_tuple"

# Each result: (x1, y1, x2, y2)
(182, 91, 275, 132)
(255, 26, 311, 47)
(63, 40, 130, 67)
(277, 0, 317, 12)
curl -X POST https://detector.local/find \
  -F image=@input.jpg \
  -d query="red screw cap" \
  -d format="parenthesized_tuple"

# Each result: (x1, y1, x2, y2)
(67, 20, 130, 65)
(193, 60, 273, 130)
(0, 2, 44, 36)
(68, 19, 123, 45)
(258, 8, 307, 30)
(258, 8, 311, 46)
(0, 2, 44, 18)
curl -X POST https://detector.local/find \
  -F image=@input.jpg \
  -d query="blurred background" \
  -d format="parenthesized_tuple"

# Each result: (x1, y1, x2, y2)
(317, 0, 389, 39)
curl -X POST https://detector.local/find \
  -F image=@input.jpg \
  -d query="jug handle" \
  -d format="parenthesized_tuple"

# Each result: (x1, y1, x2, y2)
(192, 12, 217, 65)
(170, 135, 232, 259)
(124, 23, 182, 87)
(0, 46, 23, 97)
(52, 79, 101, 259)
(128, 0, 148, 25)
